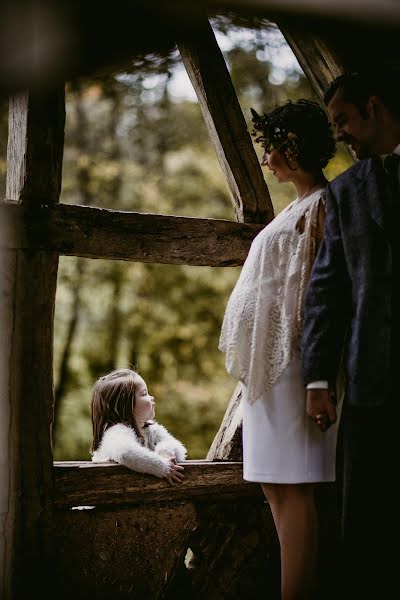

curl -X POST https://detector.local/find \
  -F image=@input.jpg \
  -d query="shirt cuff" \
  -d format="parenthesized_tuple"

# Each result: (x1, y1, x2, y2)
(307, 380, 329, 389)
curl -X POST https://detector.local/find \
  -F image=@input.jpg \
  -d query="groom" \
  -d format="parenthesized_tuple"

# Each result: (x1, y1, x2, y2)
(301, 70, 400, 598)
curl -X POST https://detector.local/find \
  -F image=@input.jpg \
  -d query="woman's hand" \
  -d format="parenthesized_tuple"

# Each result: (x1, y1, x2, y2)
(306, 388, 337, 432)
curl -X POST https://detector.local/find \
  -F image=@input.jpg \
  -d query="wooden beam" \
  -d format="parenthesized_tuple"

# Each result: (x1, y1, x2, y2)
(178, 16, 273, 225)
(278, 22, 356, 164)
(53, 461, 262, 508)
(1, 88, 65, 600)
(0, 202, 264, 266)
(279, 26, 343, 101)
(207, 382, 243, 461)
(280, 18, 400, 92)
(212, 0, 400, 28)
(2, 2, 399, 96)
(6, 93, 65, 205)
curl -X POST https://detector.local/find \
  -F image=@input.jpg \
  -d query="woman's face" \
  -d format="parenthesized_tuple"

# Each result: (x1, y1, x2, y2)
(132, 374, 155, 425)
(261, 148, 294, 183)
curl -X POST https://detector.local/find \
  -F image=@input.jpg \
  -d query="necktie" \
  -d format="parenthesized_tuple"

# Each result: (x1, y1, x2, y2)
(382, 154, 400, 217)
(384, 155, 400, 368)
(383, 153, 400, 196)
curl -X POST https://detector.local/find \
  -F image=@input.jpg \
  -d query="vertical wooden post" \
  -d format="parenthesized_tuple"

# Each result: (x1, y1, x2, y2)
(0, 87, 65, 599)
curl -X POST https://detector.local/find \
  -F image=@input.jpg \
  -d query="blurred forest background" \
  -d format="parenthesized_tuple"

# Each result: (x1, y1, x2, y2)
(0, 16, 352, 460)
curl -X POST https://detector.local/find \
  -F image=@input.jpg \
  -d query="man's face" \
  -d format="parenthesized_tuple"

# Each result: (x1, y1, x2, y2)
(327, 88, 379, 159)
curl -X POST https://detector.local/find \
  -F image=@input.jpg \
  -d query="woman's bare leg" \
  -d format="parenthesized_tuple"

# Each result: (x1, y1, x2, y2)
(261, 482, 318, 600)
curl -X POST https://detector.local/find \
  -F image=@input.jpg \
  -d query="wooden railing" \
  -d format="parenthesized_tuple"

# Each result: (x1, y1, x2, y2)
(52, 460, 279, 600)
(53, 460, 262, 508)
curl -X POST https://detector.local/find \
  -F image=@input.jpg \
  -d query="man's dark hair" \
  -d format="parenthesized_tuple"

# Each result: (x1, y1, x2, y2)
(323, 69, 400, 119)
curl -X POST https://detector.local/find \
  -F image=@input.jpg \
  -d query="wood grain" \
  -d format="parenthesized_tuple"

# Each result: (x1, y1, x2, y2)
(53, 460, 262, 508)
(1, 202, 265, 266)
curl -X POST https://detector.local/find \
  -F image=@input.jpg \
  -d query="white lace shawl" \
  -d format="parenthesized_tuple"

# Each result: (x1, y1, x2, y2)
(219, 189, 325, 404)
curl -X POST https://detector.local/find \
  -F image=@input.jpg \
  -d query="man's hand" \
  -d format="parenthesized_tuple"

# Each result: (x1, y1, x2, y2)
(306, 388, 337, 432)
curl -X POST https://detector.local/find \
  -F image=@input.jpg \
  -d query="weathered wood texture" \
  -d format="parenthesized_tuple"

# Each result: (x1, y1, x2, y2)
(54, 503, 198, 600)
(279, 27, 343, 101)
(53, 462, 279, 599)
(53, 460, 262, 508)
(281, 15, 400, 81)
(0, 250, 16, 596)
(212, 0, 400, 28)
(280, 18, 400, 155)
(207, 382, 243, 461)
(171, 499, 280, 600)
(53, 497, 280, 600)
(6, 92, 65, 204)
(0, 202, 264, 266)
(1, 88, 65, 600)
(279, 24, 357, 172)
(178, 16, 274, 225)
(2, 1, 400, 97)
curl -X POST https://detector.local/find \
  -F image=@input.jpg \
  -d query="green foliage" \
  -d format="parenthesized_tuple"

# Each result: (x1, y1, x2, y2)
(54, 258, 241, 459)
(53, 20, 353, 461)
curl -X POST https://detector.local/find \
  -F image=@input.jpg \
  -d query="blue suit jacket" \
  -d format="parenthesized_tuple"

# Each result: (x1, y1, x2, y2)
(301, 157, 392, 407)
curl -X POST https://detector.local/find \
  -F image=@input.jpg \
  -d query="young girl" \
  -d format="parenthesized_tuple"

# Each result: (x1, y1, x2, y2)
(91, 368, 186, 485)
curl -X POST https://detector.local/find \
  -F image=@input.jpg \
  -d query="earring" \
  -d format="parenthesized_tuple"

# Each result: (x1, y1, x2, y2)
(286, 152, 298, 169)
(285, 142, 299, 169)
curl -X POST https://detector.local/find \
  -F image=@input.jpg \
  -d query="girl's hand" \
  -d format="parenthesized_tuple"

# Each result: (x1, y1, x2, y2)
(157, 449, 175, 461)
(164, 460, 184, 486)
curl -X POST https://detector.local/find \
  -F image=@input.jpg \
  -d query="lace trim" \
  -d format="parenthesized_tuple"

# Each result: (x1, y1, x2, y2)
(219, 190, 325, 404)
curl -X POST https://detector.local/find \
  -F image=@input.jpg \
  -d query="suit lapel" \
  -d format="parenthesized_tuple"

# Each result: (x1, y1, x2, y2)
(354, 157, 385, 230)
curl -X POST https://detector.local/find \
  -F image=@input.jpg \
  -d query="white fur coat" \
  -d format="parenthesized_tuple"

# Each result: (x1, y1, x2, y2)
(91, 422, 187, 478)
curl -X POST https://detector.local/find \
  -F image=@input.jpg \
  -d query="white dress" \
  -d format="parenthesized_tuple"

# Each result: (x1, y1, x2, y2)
(219, 189, 342, 483)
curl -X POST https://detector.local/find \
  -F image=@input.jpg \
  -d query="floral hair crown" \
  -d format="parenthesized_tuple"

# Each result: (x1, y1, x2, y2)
(250, 107, 299, 164)
(250, 100, 336, 169)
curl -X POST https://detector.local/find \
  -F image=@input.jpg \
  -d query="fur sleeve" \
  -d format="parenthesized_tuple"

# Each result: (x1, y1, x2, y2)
(91, 424, 171, 478)
(152, 423, 188, 461)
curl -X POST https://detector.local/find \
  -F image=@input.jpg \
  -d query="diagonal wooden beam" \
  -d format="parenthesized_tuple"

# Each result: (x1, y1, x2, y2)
(279, 26, 343, 101)
(277, 22, 357, 163)
(178, 15, 274, 225)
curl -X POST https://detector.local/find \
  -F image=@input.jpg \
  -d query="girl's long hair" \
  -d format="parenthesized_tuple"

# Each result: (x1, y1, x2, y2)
(91, 368, 143, 453)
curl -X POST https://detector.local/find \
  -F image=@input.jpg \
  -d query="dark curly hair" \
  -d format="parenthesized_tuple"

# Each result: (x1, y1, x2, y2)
(250, 99, 336, 172)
